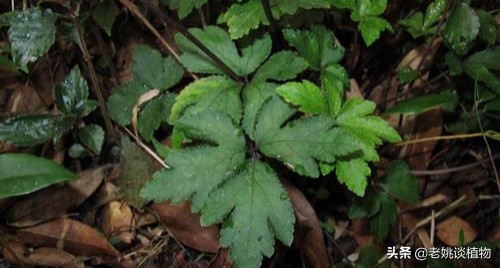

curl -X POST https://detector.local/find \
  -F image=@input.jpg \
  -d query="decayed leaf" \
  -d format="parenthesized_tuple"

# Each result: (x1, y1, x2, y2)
(5, 166, 107, 227)
(16, 218, 119, 256)
(284, 181, 329, 268)
(150, 201, 220, 253)
(102, 201, 135, 244)
(436, 216, 478, 246)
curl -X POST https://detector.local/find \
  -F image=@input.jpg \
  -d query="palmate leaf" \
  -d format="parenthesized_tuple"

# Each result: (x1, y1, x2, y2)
(8, 8, 56, 71)
(201, 160, 295, 268)
(176, 27, 272, 76)
(141, 112, 295, 267)
(254, 96, 359, 177)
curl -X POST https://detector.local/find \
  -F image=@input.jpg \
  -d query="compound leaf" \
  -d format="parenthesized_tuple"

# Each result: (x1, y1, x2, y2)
(380, 160, 419, 204)
(217, 0, 267, 40)
(255, 96, 359, 177)
(0, 153, 77, 199)
(201, 160, 295, 268)
(358, 16, 392, 46)
(138, 92, 176, 141)
(336, 158, 371, 196)
(141, 111, 246, 211)
(242, 82, 278, 138)
(8, 8, 56, 71)
(169, 76, 242, 124)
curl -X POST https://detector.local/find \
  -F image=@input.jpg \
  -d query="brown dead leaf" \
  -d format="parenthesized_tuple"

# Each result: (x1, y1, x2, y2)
(5, 167, 108, 227)
(436, 216, 478, 246)
(208, 249, 232, 268)
(283, 181, 329, 268)
(3, 241, 80, 268)
(16, 217, 119, 256)
(150, 201, 220, 253)
(102, 201, 135, 244)
(351, 219, 373, 249)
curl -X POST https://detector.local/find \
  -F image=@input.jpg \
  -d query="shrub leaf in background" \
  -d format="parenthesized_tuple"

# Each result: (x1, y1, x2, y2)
(161, 0, 208, 19)
(400, 0, 447, 38)
(78, 124, 105, 154)
(55, 66, 98, 117)
(0, 154, 77, 199)
(92, 0, 120, 36)
(385, 91, 459, 114)
(8, 8, 56, 72)
(0, 115, 72, 146)
(442, 2, 480, 56)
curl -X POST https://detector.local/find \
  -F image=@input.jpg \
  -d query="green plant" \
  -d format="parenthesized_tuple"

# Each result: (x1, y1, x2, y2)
(139, 25, 400, 267)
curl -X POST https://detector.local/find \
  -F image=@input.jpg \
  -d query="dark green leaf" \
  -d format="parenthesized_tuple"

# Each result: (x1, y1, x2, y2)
(55, 66, 91, 116)
(370, 193, 397, 242)
(107, 81, 148, 126)
(380, 160, 419, 203)
(0, 153, 77, 199)
(132, 45, 183, 90)
(356, 245, 391, 268)
(385, 92, 458, 114)
(8, 8, 56, 71)
(442, 3, 479, 55)
(252, 51, 308, 83)
(398, 67, 419, 84)
(282, 25, 344, 70)
(138, 93, 176, 141)
(0, 114, 72, 146)
(477, 10, 497, 45)
(276, 80, 328, 114)
(349, 189, 382, 219)
(464, 46, 500, 93)
(201, 160, 295, 268)
(423, 0, 446, 30)
(400, 12, 424, 38)
(92, 0, 120, 36)
(444, 51, 463, 76)
(241, 82, 278, 138)
(162, 0, 208, 19)
(68, 143, 86, 158)
(255, 96, 359, 177)
(0, 11, 19, 27)
(78, 124, 105, 154)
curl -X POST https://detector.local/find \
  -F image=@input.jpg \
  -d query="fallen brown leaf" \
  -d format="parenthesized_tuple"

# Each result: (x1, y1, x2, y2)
(150, 201, 220, 253)
(16, 217, 119, 257)
(283, 181, 330, 268)
(3, 241, 80, 268)
(102, 201, 135, 244)
(436, 216, 478, 246)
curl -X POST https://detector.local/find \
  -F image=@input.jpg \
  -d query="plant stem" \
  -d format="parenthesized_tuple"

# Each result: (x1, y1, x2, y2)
(395, 132, 486, 147)
(411, 153, 500, 176)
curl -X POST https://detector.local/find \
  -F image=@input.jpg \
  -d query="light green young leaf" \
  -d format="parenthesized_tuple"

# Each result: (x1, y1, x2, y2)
(162, 0, 208, 19)
(55, 66, 92, 116)
(370, 193, 397, 242)
(399, 12, 424, 38)
(252, 51, 308, 83)
(477, 10, 497, 45)
(242, 82, 278, 138)
(176, 26, 270, 76)
(0, 115, 72, 146)
(201, 160, 295, 268)
(442, 3, 479, 56)
(92, 0, 120, 36)
(336, 158, 371, 196)
(358, 16, 392, 46)
(217, 0, 267, 40)
(276, 80, 328, 115)
(169, 76, 242, 124)
(0, 153, 77, 199)
(464, 46, 500, 93)
(78, 124, 105, 154)
(385, 92, 458, 114)
(141, 111, 246, 211)
(255, 96, 359, 177)
(138, 92, 176, 141)
(132, 45, 183, 90)
(380, 160, 419, 204)
(321, 64, 349, 117)
(282, 25, 344, 70)
(8, 8, 56, 71)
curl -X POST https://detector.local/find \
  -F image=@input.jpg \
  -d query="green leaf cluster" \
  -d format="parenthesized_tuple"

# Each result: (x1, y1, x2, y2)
(107, 45, 182, 141)
(399, 0, 447, 39)
(349, 160, 419, 242)
(141, 25, 401, 267)
(332, 0, 392, 46)
(0, 67, 101, 153)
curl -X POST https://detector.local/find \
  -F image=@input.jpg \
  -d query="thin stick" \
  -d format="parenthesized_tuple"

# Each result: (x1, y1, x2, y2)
(141, 0, 244, 84)
(123, 127, 168, 169)
(395, 132, 485, 147)
(72, 10, 116, 141)
(410, 153, 500, 176)
(91, 22, 120, 86)
(119, 0, 198, 80)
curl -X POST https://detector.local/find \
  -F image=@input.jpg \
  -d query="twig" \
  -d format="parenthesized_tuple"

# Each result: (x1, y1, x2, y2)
(260, 0, 285, 48)
(123, 127, 168, 169)
(410, 153, 500, 176)
(91, 21, 120, 86)
(141, 0, 244, 84)
(71, 7, 116, 141)
(395, 132, 486, 147)
(118, 0, 198, 80)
